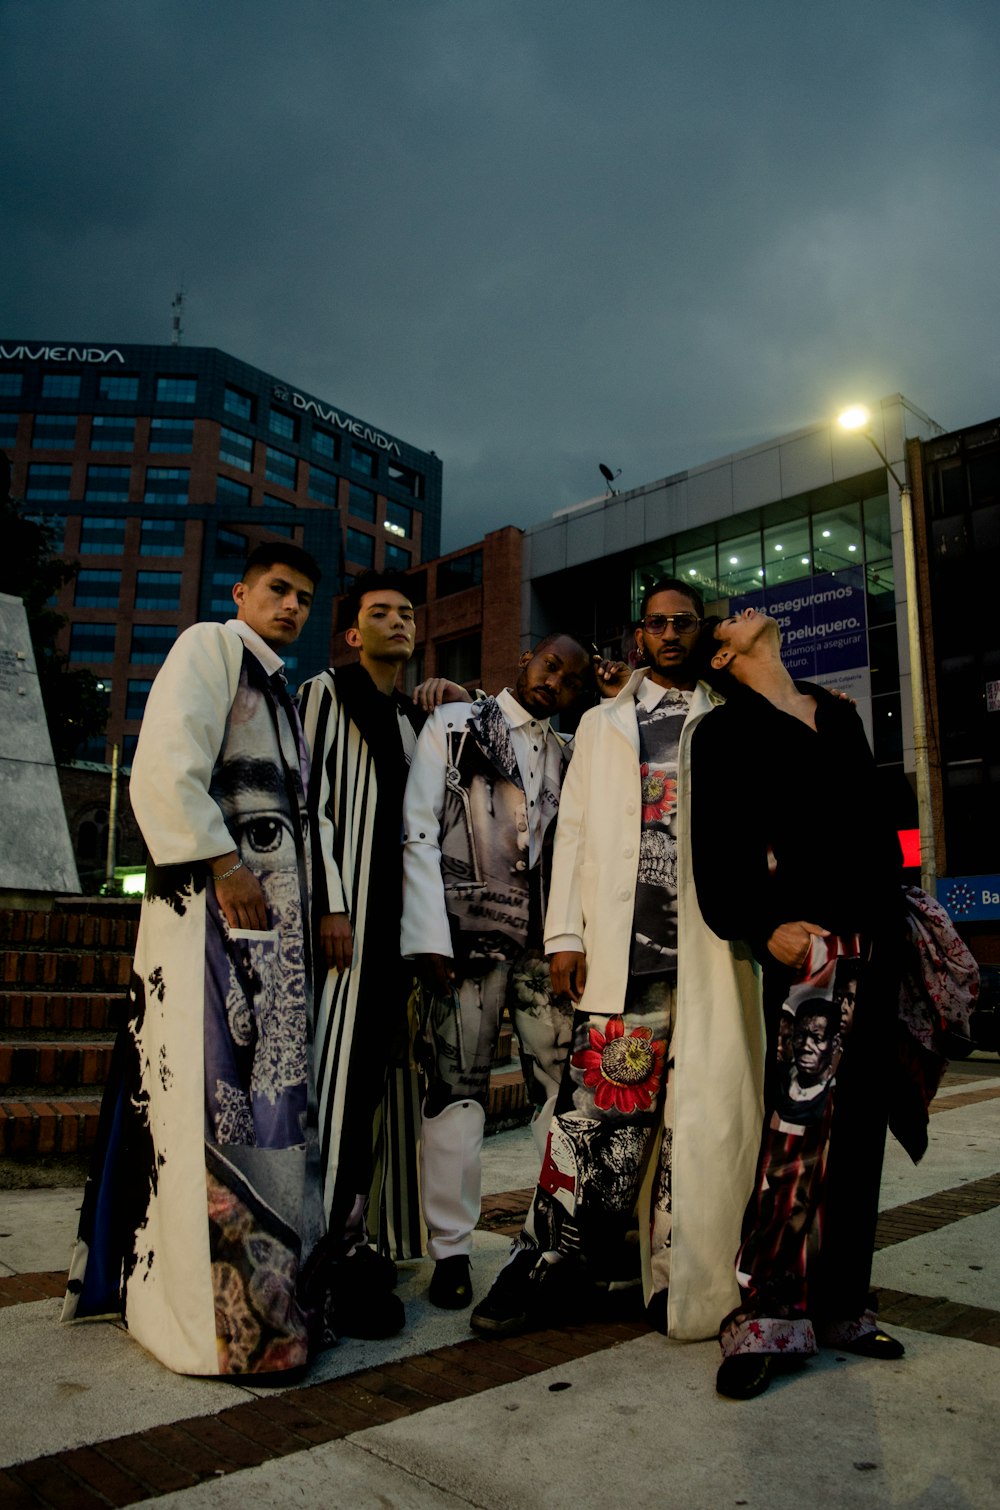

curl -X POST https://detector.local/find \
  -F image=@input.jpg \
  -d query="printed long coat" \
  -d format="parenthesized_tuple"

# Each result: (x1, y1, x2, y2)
(63, 621, 323, 1378)
(543, 670, 765, 1340)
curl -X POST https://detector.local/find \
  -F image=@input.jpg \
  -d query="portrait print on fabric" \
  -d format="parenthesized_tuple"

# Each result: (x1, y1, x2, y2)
(772, 943, 862, 1136)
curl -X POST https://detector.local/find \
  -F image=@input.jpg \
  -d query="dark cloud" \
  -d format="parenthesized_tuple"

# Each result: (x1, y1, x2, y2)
(3, 0, 997, 548)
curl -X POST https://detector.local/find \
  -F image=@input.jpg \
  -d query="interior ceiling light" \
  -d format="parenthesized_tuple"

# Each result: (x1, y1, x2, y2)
(822, 529, 831, 538)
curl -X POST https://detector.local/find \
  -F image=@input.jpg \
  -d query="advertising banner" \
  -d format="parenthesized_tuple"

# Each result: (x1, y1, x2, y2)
(729, 565, 873, 737)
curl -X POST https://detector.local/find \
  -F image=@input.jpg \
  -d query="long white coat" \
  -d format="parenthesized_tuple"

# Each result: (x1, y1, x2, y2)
(543, 671, 765, 1340)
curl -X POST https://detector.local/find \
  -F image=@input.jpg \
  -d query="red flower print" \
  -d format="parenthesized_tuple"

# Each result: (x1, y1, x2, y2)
(572, 1014, 666, 1113)
(640, 763, 677, 824)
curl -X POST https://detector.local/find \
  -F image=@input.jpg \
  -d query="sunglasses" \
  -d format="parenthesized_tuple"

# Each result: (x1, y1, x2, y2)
(640, 613, 702, 636)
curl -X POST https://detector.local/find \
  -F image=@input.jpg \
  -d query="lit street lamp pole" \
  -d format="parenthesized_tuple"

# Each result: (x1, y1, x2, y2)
(838, 406, 935, 894)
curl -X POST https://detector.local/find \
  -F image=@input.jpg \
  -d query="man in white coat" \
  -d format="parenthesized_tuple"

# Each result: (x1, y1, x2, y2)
(64, 543, 327, 1379)
(470, 580, 764, 1341)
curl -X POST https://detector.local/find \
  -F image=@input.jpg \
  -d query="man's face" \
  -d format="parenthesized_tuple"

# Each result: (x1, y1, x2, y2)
(792, 1011, 836, 1083)
(711, 607, 778, 669)
(636, 589, 702, 688)
(347, 589, 415, 665)
(514, 636, 591, 718)
(233, 566, 315, 648)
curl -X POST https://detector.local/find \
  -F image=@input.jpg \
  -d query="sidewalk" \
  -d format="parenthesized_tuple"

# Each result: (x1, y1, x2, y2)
(1, 1069, 998, 1509)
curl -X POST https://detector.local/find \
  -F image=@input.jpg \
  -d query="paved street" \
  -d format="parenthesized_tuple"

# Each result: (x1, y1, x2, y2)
(1, 1062, 998, 1509)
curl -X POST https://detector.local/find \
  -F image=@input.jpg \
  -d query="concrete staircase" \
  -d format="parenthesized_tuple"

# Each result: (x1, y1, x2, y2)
(0, 901, 527, 1163)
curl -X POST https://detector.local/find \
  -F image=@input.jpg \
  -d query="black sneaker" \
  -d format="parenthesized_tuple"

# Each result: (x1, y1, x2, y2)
(470, 1249, 591, 1338)
(470, 1250, 542, 1338)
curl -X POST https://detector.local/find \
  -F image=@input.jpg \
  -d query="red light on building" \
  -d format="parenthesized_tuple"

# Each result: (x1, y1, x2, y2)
(898, 829, 921, 868)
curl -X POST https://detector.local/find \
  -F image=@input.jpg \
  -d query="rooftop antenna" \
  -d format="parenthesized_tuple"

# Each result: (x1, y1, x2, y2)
(171, 283, 185, 346)
(599, 462, 621, 497)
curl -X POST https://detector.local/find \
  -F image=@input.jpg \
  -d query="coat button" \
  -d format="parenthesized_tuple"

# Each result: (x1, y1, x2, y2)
(624, 847, 634, 858)
(626, 802, 636, 814)
(514, 860, 527, 872)
(619, 888, 631, 902)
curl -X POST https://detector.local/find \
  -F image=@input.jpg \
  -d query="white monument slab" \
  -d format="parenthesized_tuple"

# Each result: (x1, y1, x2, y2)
(0, 592, 81, 893)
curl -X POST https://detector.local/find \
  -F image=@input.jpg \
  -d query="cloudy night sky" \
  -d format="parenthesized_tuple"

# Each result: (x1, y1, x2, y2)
(4, 0, 997, 550)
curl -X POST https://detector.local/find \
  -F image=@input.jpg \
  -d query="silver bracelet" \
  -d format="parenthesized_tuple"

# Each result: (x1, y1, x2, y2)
(211, 858, 244, 881)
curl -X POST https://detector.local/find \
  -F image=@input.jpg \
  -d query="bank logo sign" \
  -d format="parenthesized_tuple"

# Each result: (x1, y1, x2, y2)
(939, 876, 1000, 921)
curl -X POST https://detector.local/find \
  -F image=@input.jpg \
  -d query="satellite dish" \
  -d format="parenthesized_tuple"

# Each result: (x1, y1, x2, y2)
(599, 463, 615, 483)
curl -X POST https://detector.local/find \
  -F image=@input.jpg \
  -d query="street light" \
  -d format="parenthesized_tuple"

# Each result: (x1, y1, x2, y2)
(838, 404, 935, 893)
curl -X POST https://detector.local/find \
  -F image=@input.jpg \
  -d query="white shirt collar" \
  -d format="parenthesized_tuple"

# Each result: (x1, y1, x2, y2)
(636, 676, 694, 711)
(497, 686, 551, 736)
(226, 617, 285, 678)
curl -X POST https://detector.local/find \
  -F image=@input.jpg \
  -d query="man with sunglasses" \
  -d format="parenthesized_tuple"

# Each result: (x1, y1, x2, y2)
(470, 580, 763, 1343)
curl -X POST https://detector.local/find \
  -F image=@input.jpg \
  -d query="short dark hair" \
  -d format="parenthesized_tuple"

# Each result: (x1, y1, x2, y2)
(793, 998, 839, 1038)
(531, 631, 596, 692)
(639, 576, 705, 621)
(692, 613, 727, 686)
(242, 541, 322, 588)
(341, 569, 412, 630)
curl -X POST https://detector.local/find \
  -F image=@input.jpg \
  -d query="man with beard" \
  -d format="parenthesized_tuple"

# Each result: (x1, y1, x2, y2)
(401, 634, 594, 1311)
(64, 543, 326, 1380)
(470, 580, 763, 1342)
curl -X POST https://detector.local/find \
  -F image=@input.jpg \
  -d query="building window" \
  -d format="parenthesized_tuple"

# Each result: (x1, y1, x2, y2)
(135, 570, 182, 611)
(75, 570, 122, 608)
(312, 429, 337, 460)
(269, 409, 297, 441)
(80, 516, 126, 553)
(140, 517, 186, 556)
(126, 679, 154, 721)
(264, 494, 295, 512)
(32, 414, 78, 448)
(98, 374, 139, 401)
(131, 624, 177, 663)
(216, 527, 248, 558)
(0, 412, 19, 446)
(437, 550, 483, 596)
(349, 484, 376, 522)
(0, 373, 23, 397)
(308, 467, 338, 506)
(217, 474, 252, 506)
(210, 569, 239, 615)
(437, 633, 481, 685)
(26, 464, 72, 500)
(90, 415, 135, 451)
(346, 528, 374, 568)
(85, 465, 130, 503)
(385, 543, 411, 571)
(351, 445, 376, 477)
(220, 426, 254, 470)
(70, 622, 117, 662)
(224, 385, 254, 421)
(385, 499, 411, 536)
(41, 373, 81, 399)
(388, 461, 420, 497)
(149, 416, 193, 453)
(265, 446, 296, 488)
(144, 467, 189, 504)
(156, 376, 197, 404)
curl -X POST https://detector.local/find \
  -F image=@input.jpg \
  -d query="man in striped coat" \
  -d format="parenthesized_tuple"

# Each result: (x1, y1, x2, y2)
(298, 570, 464, 1340)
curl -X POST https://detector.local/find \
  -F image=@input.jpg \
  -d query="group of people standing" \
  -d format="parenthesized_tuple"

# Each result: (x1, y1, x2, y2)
(63, 541, 906, 1401)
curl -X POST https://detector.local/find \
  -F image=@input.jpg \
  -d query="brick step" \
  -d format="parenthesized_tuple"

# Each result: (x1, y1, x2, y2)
(0, 991, 124, 1033)
(0, 1041, 115, 1091)
(1, 1066, 526, 1160)
(0, 950, 133, 989)
(0, 907, 140, 950)
(1, 1097, 102, 1156)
